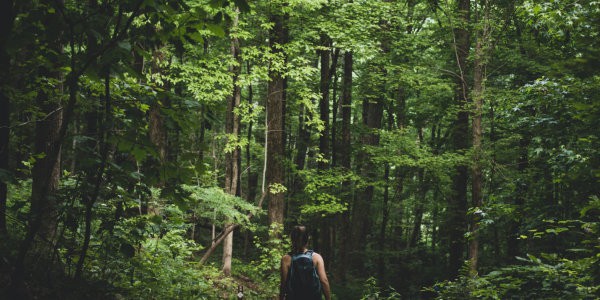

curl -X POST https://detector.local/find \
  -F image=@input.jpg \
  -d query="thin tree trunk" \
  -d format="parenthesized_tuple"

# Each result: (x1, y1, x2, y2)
(377, 163, 390, 280)
(223, 9, 242, 276)
(409, 128, 428, 249)
(75, 69, 111, 279)
(292, 106, 310, 198)
(200, 192, 267, 265)
(336, 51, 353, 281)
(244, 63, 258, 257)
(318, 34, 331, 170)
(330, 49, 340, 167)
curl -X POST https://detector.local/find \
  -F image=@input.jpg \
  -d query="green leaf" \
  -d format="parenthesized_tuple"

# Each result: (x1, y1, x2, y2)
(132, 147, 147, 162)
(205, 23, 225, 37)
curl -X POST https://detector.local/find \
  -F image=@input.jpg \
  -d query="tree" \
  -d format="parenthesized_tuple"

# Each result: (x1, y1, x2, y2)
(222, 8, 242, 276)
(447, 0, 471, 278)
(266, 4, 288, 230)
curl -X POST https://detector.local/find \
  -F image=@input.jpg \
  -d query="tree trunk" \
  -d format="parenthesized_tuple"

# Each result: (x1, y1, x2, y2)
(468, 14, 487, 276)
(350, 70, 384, 273)
(377, 163, 390, 280)
(223, 10, 242, 276)
(318, 34, 331, 170)
(244, 63, 258, 256)
(330, 49, 340, 167)
(293, 108, 310, 183)
(336, 51, 353, 281)
(316, 36, 339, 267)
(31, 76, 63, 246)
(0, 0, 14, 236)
(447, 0, 471, 278)
(266, 8, 288, 229)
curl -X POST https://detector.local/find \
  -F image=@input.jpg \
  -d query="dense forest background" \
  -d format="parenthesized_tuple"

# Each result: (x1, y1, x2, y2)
(0, 0, 599, 299)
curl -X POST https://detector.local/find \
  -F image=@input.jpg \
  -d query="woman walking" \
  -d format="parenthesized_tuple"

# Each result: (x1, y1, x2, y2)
(279, 226, 331, 300)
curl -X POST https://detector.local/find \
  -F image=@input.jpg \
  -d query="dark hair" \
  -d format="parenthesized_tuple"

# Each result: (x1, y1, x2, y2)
(290, 225, 309, 253)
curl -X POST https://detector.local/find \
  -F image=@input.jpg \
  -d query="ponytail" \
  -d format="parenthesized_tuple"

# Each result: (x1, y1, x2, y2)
(290, 225, 309, 254)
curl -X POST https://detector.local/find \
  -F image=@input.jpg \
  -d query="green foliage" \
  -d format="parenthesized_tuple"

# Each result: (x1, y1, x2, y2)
(361, 277, 402, 300)
(2, 0, 600, 298)
(433, 254, 599, 299)
(91, 207, 232, 299)
(182, 185, 260, 226)
(298, 168, 354, 217)
(236, 223, 290, 297)
(433, 198, 600, 299)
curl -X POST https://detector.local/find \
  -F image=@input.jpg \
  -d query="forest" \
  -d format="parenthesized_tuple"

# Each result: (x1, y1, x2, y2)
(0, 0, 599, 299)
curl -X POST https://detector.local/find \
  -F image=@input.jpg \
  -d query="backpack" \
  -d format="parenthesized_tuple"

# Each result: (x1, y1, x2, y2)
(285, 250, 322, 300)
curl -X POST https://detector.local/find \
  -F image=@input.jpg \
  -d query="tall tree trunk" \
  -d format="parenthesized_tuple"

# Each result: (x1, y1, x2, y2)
(377, 162, 390, 280)
(266, 8, 288, 230)
(336, 51, 353, 281)
(244, 63, 258, 257)
(409, 129, 427, 249)
(330, 49, 340, 167)
(318, 34, 331, 170)
(148, 48, 169, 174)
(223, 10, 242, 276)
(317, 36, 339, 266)
(468, 10, 487, 276)
(0, 0, 14, 236)
(350, 69, 384, 273)
(447, 0, 471, 278)
(377, 103, 395, 280)
(31, 55, 65, 247)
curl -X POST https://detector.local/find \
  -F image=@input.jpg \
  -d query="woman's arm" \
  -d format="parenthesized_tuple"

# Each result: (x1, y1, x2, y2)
(314, 253, 331, 300)
(279, 255, 291, 300)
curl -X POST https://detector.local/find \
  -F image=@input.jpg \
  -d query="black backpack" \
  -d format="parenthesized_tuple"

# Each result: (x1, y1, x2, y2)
(285, 250, 322, 300)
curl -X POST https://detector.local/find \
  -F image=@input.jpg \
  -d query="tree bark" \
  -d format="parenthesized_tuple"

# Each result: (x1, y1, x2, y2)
(244, 64, 258, 257)
(31, 60, 64, 247)
(468, 13, 487, 276)
(330, 49, 340, 167)
(266, 8, 288, 229)
(318, 34, 331, 170)
(409, 129, 428, 249)
(336, 51, 353, 281)
(222, 10, 242, 276)
(447, 0, 471, 278)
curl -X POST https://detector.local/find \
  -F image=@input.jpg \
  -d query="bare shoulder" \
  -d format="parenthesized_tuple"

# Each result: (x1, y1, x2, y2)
(312, 252, 324, 263)
(281, 254, 291, 264)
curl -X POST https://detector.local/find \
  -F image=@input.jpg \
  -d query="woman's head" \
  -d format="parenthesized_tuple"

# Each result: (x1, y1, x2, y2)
(290, 225, 309, 253)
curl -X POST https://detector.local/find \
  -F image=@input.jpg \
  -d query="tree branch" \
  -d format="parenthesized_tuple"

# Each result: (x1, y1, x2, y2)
(199, 191, 267, 265)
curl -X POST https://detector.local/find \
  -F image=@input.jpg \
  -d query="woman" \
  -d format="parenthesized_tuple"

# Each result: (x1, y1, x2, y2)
(279, 226, 331, 300)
